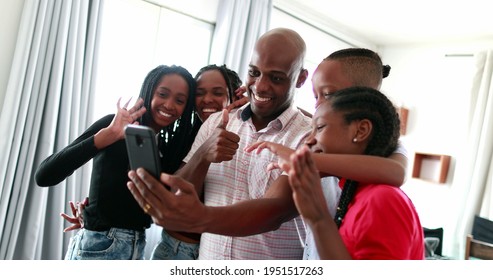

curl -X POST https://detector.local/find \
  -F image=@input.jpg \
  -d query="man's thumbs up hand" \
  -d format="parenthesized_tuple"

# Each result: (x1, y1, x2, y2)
(217, 109, 229, 129)
(200, 109, 240, 163)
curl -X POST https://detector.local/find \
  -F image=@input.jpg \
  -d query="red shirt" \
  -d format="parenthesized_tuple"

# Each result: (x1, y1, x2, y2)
(338, 179, 425, 259)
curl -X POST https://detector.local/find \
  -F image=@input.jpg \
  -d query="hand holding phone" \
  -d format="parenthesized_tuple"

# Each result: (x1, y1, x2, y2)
(124, 124, 161, 178)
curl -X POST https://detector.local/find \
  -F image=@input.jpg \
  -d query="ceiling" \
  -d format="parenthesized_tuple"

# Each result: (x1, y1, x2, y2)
(276, 0, 493, 46)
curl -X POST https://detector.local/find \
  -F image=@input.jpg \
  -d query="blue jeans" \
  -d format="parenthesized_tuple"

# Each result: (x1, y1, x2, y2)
(65, 228, 146, 260)
(151, 230, 199, 260)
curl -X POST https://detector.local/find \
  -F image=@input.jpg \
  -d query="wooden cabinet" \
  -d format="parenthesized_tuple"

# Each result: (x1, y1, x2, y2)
(398, 107, 409, 135)
(412, 152, 451, 183)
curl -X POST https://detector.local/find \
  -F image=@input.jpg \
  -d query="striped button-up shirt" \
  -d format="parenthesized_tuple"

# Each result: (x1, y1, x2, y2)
(184, 104, 311, 259)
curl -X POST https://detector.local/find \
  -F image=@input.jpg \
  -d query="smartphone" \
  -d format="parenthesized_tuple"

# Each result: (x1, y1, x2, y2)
(124, 124, 161, 178)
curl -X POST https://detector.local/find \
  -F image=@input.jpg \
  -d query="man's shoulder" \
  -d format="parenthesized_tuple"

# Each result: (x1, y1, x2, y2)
(286, 109, 312, 131)
(297, 110, 313, 125)
(275, 109, 311, 149)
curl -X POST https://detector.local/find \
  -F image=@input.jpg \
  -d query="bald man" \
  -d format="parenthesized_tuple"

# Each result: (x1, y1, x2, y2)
(127, 28, 312, 259)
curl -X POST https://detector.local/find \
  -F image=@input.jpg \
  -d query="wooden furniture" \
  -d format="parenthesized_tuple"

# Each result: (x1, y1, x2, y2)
(465, 215, 493, 260)
(412, 152, 451, 183)
(465, 234, 493, 260)
(398, 107, 408, 135)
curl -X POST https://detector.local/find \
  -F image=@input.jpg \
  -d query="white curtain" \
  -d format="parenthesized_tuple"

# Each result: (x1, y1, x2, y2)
(0, 0, 103, 260)
(446, 50, 493, 259)
(209, 0, 272, 81)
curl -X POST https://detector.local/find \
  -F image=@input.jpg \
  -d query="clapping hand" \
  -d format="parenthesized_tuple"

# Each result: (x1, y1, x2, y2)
(287, 146, 329, 226)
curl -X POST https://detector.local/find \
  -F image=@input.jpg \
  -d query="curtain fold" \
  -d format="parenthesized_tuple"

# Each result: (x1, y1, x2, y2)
(446, 50, 493, 259)
(0, 0, 103, 260)
(209, 0, 272, 81)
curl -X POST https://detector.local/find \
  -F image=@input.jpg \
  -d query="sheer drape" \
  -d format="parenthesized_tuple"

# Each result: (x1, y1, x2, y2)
(209, 0, 272, 80)
(446, 50, 493, 259)
(0, 0, 103, 260)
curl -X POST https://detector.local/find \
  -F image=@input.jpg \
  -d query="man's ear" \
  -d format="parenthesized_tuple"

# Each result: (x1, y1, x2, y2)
(296, 68, 309, 88)
(353, 119, 373, 142)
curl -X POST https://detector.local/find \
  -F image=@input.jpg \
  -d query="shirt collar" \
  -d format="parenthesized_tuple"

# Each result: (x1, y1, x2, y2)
(237, 103, 299, 131)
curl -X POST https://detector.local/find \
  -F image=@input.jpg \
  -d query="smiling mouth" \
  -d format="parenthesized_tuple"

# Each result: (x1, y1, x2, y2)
(252, 93, 272, 102)
(159, 111, 172, 118)
(202, 108, 218, 113)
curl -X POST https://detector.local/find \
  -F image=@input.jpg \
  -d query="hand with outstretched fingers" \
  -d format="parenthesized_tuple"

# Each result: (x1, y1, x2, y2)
(244, 141, 297, 173)
(60, 197, 89, 232)
(108, 97, 146, 140)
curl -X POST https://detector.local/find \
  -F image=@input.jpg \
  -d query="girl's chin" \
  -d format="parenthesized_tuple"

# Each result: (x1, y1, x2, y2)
(155, 119, 176, 129)
(199, 110, 219, 121)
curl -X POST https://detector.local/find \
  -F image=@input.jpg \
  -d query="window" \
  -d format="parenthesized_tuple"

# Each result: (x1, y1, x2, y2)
(92, 0, 213, 120)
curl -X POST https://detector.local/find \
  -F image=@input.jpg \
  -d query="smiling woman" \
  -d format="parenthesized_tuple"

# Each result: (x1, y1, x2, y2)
(35, 65, 198, 260)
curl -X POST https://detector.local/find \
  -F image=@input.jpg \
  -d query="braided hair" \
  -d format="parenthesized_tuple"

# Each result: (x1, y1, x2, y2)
(138, 65, 198, 174)
(325, 48, 391, 89)
(325, 86, 400, 227)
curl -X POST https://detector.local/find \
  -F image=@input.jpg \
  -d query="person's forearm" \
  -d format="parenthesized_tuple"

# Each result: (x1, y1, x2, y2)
(199, 198, 298, 236)
(93, 127, 120, 149)
(309, 219, 352, 260)
(175, 146, 211, 194)
(311, 153, 406, 186)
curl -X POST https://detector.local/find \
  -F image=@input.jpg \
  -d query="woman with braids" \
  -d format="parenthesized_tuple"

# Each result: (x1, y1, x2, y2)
(35, 65, 198, 260)
(287, 87, 424, 259)
(150, 64, 244, 260)
(193, 64, 245, 124)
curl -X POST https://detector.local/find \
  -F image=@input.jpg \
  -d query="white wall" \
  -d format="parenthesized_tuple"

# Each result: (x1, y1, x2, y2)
(380, 40, 493, 257)
(0, 0, 24, 111)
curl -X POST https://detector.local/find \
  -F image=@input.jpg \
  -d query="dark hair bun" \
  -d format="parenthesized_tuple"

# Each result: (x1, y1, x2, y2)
(382, 65, 391, 78)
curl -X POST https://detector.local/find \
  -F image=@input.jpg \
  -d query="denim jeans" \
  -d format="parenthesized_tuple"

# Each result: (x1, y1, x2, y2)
(65, 228, 146, 260)
(151, 230, 199, 260)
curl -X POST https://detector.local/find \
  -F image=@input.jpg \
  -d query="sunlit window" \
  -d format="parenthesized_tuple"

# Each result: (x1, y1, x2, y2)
(92, 0, 213, 121)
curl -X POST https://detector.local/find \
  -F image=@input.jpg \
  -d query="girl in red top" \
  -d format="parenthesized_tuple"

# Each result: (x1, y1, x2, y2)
(288, 87, 424, 259)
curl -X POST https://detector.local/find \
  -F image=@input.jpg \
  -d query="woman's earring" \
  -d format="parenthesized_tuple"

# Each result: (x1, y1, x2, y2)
(352, 138, 358, 143)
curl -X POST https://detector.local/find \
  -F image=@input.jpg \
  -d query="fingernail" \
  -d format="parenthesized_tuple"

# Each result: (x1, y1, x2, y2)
(137, 168, 144, 177)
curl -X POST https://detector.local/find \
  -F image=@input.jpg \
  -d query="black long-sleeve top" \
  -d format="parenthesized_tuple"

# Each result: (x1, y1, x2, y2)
(35, 114, 151, 231)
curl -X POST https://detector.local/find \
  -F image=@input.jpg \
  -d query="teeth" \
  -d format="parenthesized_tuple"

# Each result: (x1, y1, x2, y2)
(202, 108, 218, 113)
(253, 94, 271, 102)
(159, 111, 171, 118)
